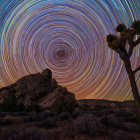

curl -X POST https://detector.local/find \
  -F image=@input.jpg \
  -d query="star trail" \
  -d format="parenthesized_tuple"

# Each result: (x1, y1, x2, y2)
(0, 0, 140, 101)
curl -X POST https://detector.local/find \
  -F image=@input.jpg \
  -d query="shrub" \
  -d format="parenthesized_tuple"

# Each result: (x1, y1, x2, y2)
(24, 104, 42, 112)
(24, 111, 56, 122)
(0, 128, 48, 140)
(11, 112, 27, 116)
(17, 128, 48, 140)
(73, 113, 105, 136)
(36, 111, 55, 120)
(0, 129, 16, 140)
(58, 112, 70, 121)
(123, 117, 137, 123)
(96, 109, 115, 117)
(51, 100, 76, 114)
(0, 112, 9, 117)
(0, 119, 13, 125)
(23, 116, 37, 122)
(44, 110, 56, 117)
(27, 111, 37, 117)
(99, 109, 115, 115)
(109, 129, 135, 140)
(37, 117, 56, 128)
(100, 115, 124, 129)
(123, 122, 140, 133)
(93, 105, 106, 111)
(114, 109, 133, 117)
(72, 109, 81, 118)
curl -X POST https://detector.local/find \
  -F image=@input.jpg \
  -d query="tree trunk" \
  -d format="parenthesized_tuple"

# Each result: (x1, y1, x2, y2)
(124, 59, 140, 119)
(128, 72, 140, 119)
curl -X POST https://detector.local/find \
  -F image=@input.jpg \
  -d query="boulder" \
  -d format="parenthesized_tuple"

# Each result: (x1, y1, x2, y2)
(0, 68, 77, 111)
(39, 86, 77, 109)
(41, 68, 52, 79)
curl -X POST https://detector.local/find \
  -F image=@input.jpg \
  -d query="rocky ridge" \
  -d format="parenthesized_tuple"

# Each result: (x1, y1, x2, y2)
(0, 68, 77, 110)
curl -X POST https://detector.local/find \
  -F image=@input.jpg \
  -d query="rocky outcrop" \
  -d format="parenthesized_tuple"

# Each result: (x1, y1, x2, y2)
(39, 86, 76, 109)
(0, 69, 77, 109)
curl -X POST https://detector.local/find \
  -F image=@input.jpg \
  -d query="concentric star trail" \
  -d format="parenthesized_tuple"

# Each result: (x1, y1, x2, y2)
(0, 0, 140, 101)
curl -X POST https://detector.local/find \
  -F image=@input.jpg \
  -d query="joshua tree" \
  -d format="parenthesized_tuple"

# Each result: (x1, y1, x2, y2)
(106, 20, 140, 119)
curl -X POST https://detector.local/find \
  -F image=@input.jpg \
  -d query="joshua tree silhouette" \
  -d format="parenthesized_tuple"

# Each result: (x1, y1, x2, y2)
(106, 20, 140, 119)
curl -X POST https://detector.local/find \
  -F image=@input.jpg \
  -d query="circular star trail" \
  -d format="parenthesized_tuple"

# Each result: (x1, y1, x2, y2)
(0, 0, 140, 101)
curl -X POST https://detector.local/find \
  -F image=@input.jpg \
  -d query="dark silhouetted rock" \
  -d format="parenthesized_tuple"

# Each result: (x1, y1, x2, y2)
(0, 68, 77, 111)
(41, 68, 52, 79)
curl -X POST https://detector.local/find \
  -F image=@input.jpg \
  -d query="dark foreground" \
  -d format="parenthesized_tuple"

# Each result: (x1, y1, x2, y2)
(0, 99, 139, 140)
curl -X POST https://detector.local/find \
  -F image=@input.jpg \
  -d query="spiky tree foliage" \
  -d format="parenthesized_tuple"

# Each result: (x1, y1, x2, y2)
(106, 34, 116, 42)
(131, 20, 140, 34)
(106, 21, 140, 120)
(116, 24, 126, 32)
(106, 34, 120, 49)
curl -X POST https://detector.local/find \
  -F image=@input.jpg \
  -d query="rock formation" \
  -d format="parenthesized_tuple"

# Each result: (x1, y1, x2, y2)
(0, 69, 77, 109)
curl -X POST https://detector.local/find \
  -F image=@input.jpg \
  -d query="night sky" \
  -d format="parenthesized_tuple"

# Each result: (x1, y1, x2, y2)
(0, 0, 140, 101)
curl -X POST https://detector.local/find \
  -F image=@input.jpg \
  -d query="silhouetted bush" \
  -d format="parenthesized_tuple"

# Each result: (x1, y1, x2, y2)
(51, 100, 76, 114)
(123, 122, 140, 133)
(95, 109, 115, 117)
(0, 129, 16, 140)
(58, 112, 70, 121)
(123, 117, 137, 123)
(36, 111, 55, 120)
(114, 109, 133, 117)
(27, 111, 37, 116)
(17, 128, 48, 140)
(44, 110, 56, 116)
(100, 115, 124, 129)
(99, 109, 115, 115)
(24, 112, 42, 122)
(81, 104, 90, 110)
(24, 110, 56, 122)
(73, 113, 105, 136)
(0, 112, 8, 117)
(72, 109, 81, 118)
(25, 104, 42, 112)
(0, 119, 13, 125)
(109, 130, 135, 140)
(93, 105, 106, 111)
(23, 116, 37, 122)
(37, 117, 56, 128)
(0, 128, 48, 140)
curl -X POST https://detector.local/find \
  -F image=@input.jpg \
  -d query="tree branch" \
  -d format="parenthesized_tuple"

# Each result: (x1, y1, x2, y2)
(128, 36, 140, 57)
(133, 66, 140, 74)
(128, 39, 134, 57)
(134, 36, 140, 46)
(128, 46, 134, 57)
(115, 47, 128, 61)
(127, 33, 136, 57)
